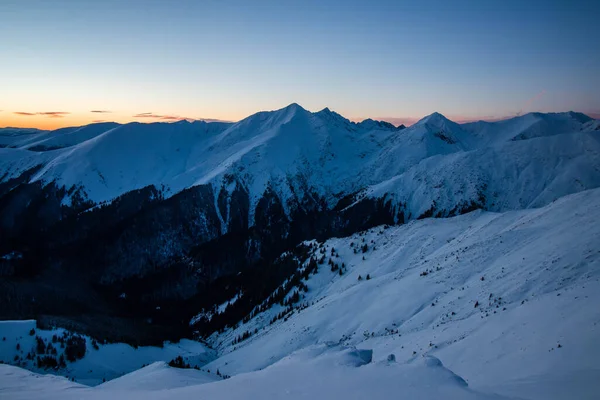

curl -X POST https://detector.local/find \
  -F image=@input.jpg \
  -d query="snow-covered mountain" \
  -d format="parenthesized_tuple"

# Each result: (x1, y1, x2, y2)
(1, 105, 598, 321)
(1, 105, 599, 398)
(2, 105, 596, 217)
(1, 187, 599, 399)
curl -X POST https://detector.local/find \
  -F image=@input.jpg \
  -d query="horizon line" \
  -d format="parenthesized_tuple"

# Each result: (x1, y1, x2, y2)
(1, 105, 598, 131)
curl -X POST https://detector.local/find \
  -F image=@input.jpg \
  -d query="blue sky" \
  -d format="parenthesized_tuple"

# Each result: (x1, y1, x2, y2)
(1, 0, 599, 128)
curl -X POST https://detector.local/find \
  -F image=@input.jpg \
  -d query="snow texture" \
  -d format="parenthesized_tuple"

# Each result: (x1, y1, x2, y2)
(1, 187, 600, 399)
(1, 106, 598, 227)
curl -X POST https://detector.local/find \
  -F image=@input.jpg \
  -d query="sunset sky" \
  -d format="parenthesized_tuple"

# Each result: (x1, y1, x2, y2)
(1, 0, 599, 130)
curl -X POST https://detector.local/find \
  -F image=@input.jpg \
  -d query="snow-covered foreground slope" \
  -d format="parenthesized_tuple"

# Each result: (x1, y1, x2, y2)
(2, 188, 599, 399)
(201, 187, 600, 399)
(0, 349, 508, 399)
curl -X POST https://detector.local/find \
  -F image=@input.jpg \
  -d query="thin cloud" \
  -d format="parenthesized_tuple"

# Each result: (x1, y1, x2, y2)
(91, 110, 111, 113)
(40, 112, 70, 118)
(133, 112, 188, 121)
(132, 112, 233, 123)
(14, 111, 70, 118)
(92, 120, 106, 123)
(196, 118, 234, 123)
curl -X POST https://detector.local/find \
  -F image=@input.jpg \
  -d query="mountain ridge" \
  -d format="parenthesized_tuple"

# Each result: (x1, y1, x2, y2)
(0, 103, 598, 350)
(1, 105, 595, 209)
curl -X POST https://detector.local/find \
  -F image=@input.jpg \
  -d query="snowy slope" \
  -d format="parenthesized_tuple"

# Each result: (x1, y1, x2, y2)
(0, 127, 46, 148)
(20, 123, 121, 150)
(367, 129, 600, 218)
(461, 111, 593, 145)
(0, 320, 216, 386)
(1, 106, 596, 227)
(1, 187, 599, 399)
(0, 349, 510, 399)
(199, 188, 600, 399)
(96, 361, 220, 390)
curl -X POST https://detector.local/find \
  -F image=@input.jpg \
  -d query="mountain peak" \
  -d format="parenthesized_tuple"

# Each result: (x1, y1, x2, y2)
(282, 103, 306, 113)
(268, 103, 310, 121)
(417, 112, 451, 125)
(315, 107, 350, 125)
(356, 118, 398, 131)
(566, 111, 593, 124)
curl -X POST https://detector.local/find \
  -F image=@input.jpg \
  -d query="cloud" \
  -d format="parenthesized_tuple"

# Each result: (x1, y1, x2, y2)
(132, 112, 234, 123)
(92, 120, 106, 123)
(133, 112, 188, 121)
(196, 118, 234, 123)
(91, 110, 111, 113)
(133, 112, 161, 118)
(14, 111, 70, 118)
(39, 112, 70, 118)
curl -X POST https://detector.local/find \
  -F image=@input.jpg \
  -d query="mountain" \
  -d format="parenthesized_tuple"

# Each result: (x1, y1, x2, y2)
(0, 104, 598, 346)
(1, 187, 599, 398)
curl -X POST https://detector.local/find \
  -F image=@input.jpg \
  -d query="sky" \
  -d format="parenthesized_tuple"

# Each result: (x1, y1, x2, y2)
(1, 0, 599, 129)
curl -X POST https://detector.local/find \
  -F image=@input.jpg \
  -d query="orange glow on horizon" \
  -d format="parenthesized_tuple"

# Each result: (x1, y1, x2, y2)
(1, 114, 94, 130)
(1, 113, 206, 130)
(0, 110, 242, 130)
(3, 109, 598, 131)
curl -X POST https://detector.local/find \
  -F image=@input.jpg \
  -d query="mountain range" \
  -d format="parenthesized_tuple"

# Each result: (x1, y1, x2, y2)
(0, 104, 599, 343)
(1, 104, 599, 398)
